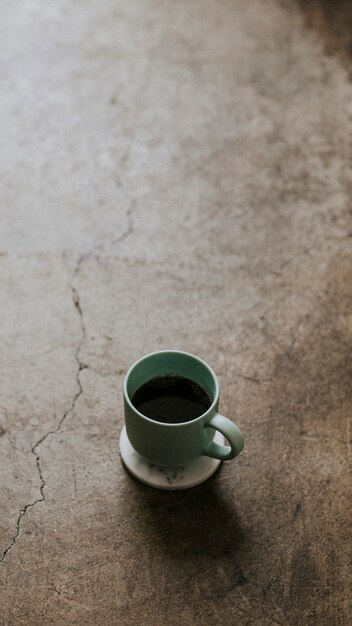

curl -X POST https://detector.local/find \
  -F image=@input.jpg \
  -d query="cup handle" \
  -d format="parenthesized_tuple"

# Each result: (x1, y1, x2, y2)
(202, 413, 244, 461)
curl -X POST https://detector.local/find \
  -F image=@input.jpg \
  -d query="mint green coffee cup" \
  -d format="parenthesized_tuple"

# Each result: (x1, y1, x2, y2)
(123, 350, 244, 467)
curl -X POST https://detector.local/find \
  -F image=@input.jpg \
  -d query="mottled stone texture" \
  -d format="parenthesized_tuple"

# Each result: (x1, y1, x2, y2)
(0, 1, 351, 624)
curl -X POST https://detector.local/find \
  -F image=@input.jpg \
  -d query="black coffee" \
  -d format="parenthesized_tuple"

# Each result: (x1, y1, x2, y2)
(131, 375, 212, 424)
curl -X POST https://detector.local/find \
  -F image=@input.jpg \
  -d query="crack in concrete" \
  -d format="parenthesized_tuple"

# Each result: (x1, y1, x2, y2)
(72, 204, 134, 284)
(0, 432, 49, 564)
(0, 283, 86, 565)
(0, 441, 46, 563)
(1, 205, 134, 564)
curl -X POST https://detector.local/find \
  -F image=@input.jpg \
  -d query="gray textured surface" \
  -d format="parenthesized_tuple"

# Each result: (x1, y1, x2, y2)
(0, 1, 351, 624)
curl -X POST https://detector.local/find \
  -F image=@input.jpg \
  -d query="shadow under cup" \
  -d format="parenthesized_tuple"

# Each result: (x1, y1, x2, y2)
(123, 351, 221, 467)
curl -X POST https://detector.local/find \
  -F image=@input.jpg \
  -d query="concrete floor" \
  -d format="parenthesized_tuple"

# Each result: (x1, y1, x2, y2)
(1, 1, 351, 624)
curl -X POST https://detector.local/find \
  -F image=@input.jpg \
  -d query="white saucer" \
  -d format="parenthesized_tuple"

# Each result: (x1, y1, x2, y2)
(119, 426, 224, 490)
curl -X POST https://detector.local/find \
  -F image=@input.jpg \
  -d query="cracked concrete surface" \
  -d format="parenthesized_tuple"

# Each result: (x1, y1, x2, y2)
(0, 0, 351, 624)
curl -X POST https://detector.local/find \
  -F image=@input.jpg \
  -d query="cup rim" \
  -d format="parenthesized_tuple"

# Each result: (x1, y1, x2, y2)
(123, 349, 219, 427)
